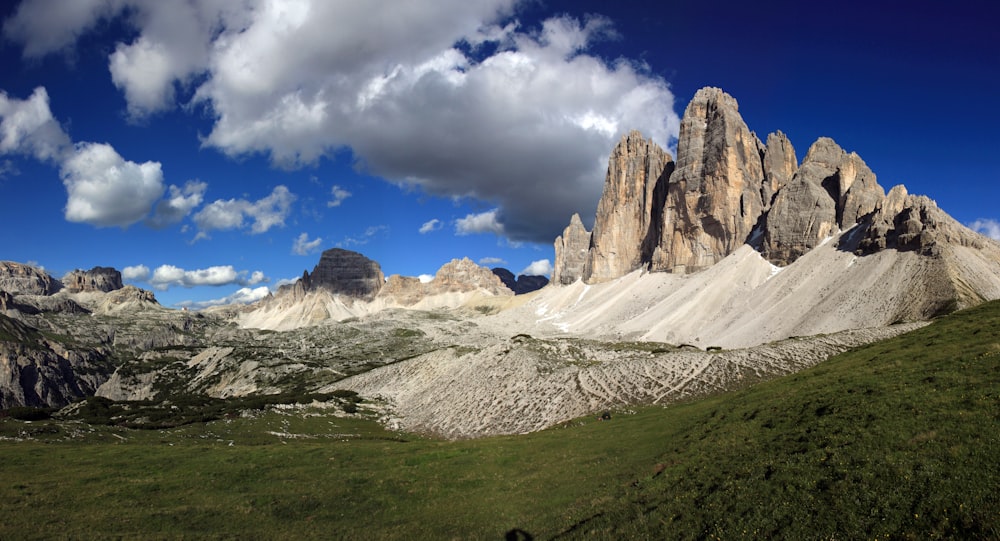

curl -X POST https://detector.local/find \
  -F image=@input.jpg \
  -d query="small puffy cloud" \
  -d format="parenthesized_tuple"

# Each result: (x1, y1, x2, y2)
(122, 264, 151, 281)
(0, 86, 72, 162)
(60, 142, 165, 227)
(521, 259, 553, 276)
(193, 185, 296, 237)
(328, 185, 351, 207)
(147, 264, 268, 290)
(478, 256, 506, 266)
(419, 218, 442, 234)
(969, 219, 1000, 241)
(418, 274, 435, 283)
(147, 180, 207, 228)
(455, 209, 504, 236)
(292, 232, 323, 255)
(176, 286, 271, 310)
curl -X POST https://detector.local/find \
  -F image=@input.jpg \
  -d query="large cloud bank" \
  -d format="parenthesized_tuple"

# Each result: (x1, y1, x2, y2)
(5, 0, 680, 243)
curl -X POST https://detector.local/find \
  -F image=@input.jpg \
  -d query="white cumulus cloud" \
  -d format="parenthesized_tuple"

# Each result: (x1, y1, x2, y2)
(521, 258, 553, 277)
(176, 286, 272, 310)
(60, 142, 165, 227)
(146, 264, 267, 290)
(193, 185, 296, 238)
(147, 180, 207, 228)
(5, 1, 680, 244)
(970, 219, 1000, 240)
(292, 232, 323, 255)
(418, 274, 435, 283)
(456, 209, 504, 236)
(478, 256, 506, 266)
(122, 264, 151, 281)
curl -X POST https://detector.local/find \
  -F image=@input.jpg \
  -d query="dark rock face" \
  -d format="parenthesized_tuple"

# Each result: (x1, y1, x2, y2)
(491, 268, 549, 295)
(62, 266, 124, 293)
(303, 248, 385, 298)
(0, 261, 62, 295)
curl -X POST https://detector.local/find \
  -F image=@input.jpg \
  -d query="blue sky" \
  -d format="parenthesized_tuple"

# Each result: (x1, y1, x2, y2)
(1, 0, 997, 308)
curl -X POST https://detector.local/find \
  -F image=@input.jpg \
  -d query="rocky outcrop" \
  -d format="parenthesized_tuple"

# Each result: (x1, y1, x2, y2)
(93, 285, 159, 315)
(380, 258, 514, 306)
(491, 268, 549, 295)
(651, 87, 771, 273)
(0, 314, 112, 408)
(0, 261, 62, 295)
(552, 214, 591, 285)
(762, 138, 884, 265)
(854, 185, 991, 256)
(423, 258, 512, 296)
(62, 266, 124, 293)
(302, 248, 384, 298)
(585, 131, 673, 282)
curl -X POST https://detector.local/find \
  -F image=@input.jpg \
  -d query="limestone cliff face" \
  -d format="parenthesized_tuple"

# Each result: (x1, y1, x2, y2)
(761, 131, 798, 207)
(651, 87, 769, 272)
(552, 213, 592, 285)
(0, 261, 62, 295)
(762, 138, 884, 265)
(584, 131, 673, 282)
(304, 248, 384, 298)
(62, 266, 124, 293)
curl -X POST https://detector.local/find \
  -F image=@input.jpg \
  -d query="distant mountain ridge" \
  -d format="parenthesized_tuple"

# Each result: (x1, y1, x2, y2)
(238, 249, 522, 330)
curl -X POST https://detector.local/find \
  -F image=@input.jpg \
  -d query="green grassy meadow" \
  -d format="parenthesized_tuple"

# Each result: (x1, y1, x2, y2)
(2, 301, 999, 539)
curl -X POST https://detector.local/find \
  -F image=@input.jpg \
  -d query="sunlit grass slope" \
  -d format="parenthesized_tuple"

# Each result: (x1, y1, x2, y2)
(2, 301, 998, 539)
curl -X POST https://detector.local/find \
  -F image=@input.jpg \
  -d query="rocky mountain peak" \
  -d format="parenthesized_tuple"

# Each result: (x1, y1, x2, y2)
(585, 130, 673, 282)
(62, 266, 124, 293)
(432, 258, 511, 294)
(305, 248, 384, 298)
(762, 137, 884, 265)
(651, 85, 769, 273)
(552, 213, 592, 285)
(0, 261, 62, 295)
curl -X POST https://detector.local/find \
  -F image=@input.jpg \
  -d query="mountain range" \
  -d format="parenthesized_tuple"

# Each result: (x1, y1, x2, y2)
(2, 86, 999, 436)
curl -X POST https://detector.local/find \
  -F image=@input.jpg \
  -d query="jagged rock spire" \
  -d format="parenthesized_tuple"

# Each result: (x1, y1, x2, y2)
(585, 130, 673, 282)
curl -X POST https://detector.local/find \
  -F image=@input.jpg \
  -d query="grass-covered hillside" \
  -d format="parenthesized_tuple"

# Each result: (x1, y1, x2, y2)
(1, 301, 998, 539)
